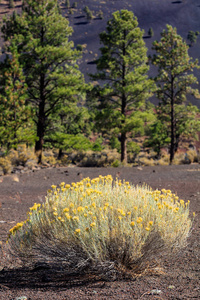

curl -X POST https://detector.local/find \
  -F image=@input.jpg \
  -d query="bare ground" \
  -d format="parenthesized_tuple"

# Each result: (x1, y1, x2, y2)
(0, 164, 199, 299)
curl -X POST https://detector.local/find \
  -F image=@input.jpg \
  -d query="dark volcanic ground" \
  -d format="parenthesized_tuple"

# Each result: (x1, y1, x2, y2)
(0, 164, 199, 299)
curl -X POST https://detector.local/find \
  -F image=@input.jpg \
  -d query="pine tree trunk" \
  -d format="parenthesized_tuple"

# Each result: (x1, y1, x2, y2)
(35, 72, 45, 164)
(35, 118, 45, 164)
(120, 32, 127, 164)
(58, 148, 63, 159)
(170, 96, 175, 164)
(121, 132, 127, 163)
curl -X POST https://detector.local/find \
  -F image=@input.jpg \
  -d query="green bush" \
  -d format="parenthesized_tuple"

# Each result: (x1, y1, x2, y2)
(98, 10, 104, 19)
(111, 159, 120, 167)
(8, 176, 193, 277)
(65, 0, 70, 8)
(9, 0, 14, 9)
(72, 2, 77, 8)
(76, 44, 83, 51)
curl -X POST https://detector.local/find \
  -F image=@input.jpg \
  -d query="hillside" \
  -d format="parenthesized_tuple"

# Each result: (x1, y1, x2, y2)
(0, 0, 200, 106)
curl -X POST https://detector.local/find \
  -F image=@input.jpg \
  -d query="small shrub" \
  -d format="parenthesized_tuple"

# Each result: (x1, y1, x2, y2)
(65, 0, 70, 8)
(9, 0, 14, 9)
(76, 44, 83, 51)
(83, 6, 93, 20)
(72, 2, 77, 8)
(98, 10, 104, 19)
(16, 144, 37, 166)
(0, 157, 12, 174)
(138, 157, 155, 166)
(8, 176, 193, 277)
(111, 159, 120, 167)
(43, 149, 57, 165)
(148, 27, 154, 37)
(59, 154, 71, 165)
(186, 149, 198, 163)
(173, 152, 185, 165)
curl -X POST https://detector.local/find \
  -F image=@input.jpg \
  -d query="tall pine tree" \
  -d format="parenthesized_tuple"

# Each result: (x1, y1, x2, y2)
(89, 10, 154, 163)
(151, 25, 200, 163)
(2, 0, 84, 163)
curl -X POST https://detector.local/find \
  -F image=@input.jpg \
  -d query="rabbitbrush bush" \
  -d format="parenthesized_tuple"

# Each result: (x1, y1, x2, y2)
(8, 175, 193, 277)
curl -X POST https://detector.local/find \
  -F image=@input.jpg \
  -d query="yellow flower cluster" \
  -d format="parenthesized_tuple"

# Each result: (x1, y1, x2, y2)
(9, 222, 24, 236)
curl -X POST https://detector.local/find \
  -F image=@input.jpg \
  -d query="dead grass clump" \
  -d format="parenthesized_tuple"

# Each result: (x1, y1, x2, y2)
(17, 144, 37, 166)
(0, 157, 12, 174)
(186, 150, 198, 163)
(7, 176, 193, 278)
(138, 157, 156, 166)
(67, 149, 120, 167)
(43, 149, 57, 165)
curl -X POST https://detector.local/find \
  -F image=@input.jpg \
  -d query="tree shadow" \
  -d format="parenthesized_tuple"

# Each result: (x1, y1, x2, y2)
(74, 15, 85, 19)
(0, 11, 8, 14)
(74, 21, 89, 25)
(171, 1, 182, 4)
(87, 60, 98, 65)
(143, 36, 151, 39)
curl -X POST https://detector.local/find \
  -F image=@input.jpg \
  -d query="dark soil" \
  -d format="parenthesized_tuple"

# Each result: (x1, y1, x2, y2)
(0, 164, 199, 299)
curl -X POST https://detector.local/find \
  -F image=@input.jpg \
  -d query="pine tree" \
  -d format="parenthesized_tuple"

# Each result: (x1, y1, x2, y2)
(2, 0, 85, 163)
(151, 25, 200, 163)
(9, 0, 14, 9)
(0, 45, 32, 149)
(89, 10, 155, 163)
(148, 27, 154, 38)
(65, 0, 70, 9)
(187, 30, 199, 47)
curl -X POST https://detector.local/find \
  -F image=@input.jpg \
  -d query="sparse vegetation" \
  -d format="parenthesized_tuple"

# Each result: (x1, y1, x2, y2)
(65, 0, 70, 9)
(83, 6, 93, 20)
(72, 2, 77, 9)
(9, 0, 14, 9)
(98, 10, 104, 19)
(148, 27, 154, 37)
(187, 30, 199, 47)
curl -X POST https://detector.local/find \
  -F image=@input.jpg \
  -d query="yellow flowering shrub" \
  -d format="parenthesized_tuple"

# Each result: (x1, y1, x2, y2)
(8, 175, 193, 276)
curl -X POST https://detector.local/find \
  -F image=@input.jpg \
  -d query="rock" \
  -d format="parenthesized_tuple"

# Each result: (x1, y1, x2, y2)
(150, 289, 162, 295)
(137, 166, 143, 171)
(12, 175, 19, 182)
(168, 285, 175, 289)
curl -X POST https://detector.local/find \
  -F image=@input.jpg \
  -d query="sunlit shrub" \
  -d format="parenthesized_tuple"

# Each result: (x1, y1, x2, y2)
(0, 157, 12, 174)
(69, 149, 120, 167)
(186, 149, 198, 163)
(111, 159, 120, 167)
(138, 157, 155, 166)
(16, 144, 37, 166)
(8, 175, 193, 277)
(43, 151, 57, 165)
